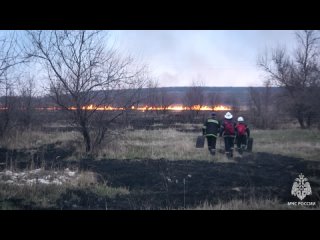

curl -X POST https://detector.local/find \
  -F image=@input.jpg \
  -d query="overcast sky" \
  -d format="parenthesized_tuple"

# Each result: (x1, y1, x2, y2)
(110, 30, 297, 87)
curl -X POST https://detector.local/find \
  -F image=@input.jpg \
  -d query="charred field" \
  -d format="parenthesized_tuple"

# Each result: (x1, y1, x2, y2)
(0, 111, 320, 210)
(79, 153, 320, 209)
(1, 148, 320, 209)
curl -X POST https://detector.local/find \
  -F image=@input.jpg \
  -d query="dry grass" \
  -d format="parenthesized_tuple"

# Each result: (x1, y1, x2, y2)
(97, 128, 231, 161)
(0, 168, 129, 209)
(98, 127, 320, 161)
(0, 129, 81, 150)
(90, 184, 129, 199)
(252, 129, 320, 161)
(76, 171, 98, 186)
(1, 125, 319, 162)
(192, 198, 319, 210)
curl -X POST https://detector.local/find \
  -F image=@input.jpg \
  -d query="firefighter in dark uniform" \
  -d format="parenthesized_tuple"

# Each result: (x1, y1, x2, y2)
(219, 112, 236, 158)
(202, 112, 220, 155)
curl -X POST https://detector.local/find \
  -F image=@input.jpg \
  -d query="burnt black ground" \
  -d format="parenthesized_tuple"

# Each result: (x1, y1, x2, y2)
(77, 152, 320, 209)
(1, 145, 320, 209)
(0, 143, 74, 170)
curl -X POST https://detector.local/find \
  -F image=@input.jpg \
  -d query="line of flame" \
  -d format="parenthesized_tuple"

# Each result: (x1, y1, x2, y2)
(2, 104, 232, 111)
(68, 104, 232, 111)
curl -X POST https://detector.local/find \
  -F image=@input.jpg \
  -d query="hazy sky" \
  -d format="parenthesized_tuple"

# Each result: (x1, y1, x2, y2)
(110, 30, 297, 87)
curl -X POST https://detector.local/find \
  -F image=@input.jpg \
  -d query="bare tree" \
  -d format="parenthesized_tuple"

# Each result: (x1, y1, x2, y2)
(183, 79, 205, 116)
(248, 82, 277, 129)
(248, 87, 261, 126)
(145, 79, 160, 108)
(16, 76, 36, 129)
(26, 30, 146, 152)
(0, 31, 25, 138)
(258, 30, 320, 129)
(0, 76, 17, 137)
(159, 88, 175, 114)
(207, 92, 221, 108)
(230, 96, 240, 116)
(0, 32, 23, 81)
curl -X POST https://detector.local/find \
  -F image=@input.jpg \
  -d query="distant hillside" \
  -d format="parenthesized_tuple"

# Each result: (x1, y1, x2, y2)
(138, 87, 284, 106)
(0, 87, 284, 107)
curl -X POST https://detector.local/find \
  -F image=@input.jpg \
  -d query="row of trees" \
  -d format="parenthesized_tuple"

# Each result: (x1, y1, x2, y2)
(1, 30, 319, 153)
(144, 79, 237, 112)
(144, 79, 175, 113)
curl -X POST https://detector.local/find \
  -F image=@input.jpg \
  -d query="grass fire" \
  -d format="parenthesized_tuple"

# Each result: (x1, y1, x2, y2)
(0, 30, 320, 210)
(28, 104, 232, 112)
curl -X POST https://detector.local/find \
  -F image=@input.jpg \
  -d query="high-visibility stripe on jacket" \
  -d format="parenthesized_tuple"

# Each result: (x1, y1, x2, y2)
(205, 133, 218, 137)
(203, 117, 220, 137)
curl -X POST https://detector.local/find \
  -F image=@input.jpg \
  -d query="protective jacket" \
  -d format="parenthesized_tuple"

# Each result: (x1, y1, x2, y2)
(202, 117, 220, 137)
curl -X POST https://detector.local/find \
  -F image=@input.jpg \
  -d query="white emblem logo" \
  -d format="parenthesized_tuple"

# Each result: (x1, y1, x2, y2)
(291, 173, 312, 201)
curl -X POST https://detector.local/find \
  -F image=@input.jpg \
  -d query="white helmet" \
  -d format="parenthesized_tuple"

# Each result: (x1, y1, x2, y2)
(224, 112, 233, 119)
(237, 116, 244, 122)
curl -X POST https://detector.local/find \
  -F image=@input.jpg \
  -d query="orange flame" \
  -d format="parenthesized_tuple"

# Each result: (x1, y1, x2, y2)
(72, 104, 231, 111)
(8, 104, 232, 112)
(167, 104, 188, 111)
(213, 105, 232, 111)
